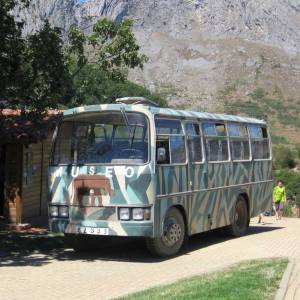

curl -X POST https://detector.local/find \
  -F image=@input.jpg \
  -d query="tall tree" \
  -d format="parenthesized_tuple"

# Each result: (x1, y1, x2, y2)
(0, 0, 158, 141)
(0, 0, 27, 106)
(68, 18, 148, 105)
(21, 21, 74, 111)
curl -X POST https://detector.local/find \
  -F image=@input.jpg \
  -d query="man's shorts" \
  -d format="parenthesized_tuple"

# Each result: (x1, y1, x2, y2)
(274, 202, 283, 211)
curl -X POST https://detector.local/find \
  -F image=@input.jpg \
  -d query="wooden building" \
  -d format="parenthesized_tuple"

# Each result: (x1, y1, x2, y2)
(0, 109, 59, 224)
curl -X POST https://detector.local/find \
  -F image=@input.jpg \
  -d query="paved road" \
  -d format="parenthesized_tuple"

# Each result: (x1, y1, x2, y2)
(1, 217, 300, 300)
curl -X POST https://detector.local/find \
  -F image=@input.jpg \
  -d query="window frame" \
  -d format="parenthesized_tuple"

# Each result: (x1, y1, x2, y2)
(183, 121, 205, 165)
(50, 111, 151, 166)
(202, 121, 230, 163)
(227, 123, 251, 162)
(155, 117, 188, 166)
(248, 125, 271, 161)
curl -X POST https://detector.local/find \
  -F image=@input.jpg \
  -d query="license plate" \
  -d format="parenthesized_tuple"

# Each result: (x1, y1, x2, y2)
(76, 226, 109, 236)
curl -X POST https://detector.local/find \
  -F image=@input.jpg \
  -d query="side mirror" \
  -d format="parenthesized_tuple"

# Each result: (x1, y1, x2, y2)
(157, 147, 166, 163)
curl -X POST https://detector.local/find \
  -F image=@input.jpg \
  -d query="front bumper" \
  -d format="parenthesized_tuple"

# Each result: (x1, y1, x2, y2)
(49, 218, 153, 237)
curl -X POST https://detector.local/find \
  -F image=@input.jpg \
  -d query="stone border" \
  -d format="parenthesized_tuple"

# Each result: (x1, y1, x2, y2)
(274, 259, 295, 300)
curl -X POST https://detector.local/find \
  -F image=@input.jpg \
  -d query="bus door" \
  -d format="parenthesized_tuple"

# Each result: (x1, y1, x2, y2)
(155, 118, 188, 234)
(184, 122, 208, 233)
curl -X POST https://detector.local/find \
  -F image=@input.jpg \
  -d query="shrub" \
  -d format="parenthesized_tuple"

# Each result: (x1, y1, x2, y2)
(273, 146, 296, 169)
(273, 169, 300, 206)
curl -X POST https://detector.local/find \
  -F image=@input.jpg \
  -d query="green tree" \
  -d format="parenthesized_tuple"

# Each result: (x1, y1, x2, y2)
(70, 64, 166, 106)
(1, 4, 152, 111)
(0, 1, 161, 141)
(21, 21, 74, 111)
(274, 169, 300, 205)
(0, 0, 28, 105)
(68, 18, 150, 106)
(0, 0, 73, 111)
(68, 18, 147, 82)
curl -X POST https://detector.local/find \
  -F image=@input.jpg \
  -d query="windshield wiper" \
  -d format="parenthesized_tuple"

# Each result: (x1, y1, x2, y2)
(120, 107, 133, 138)
(131, 124, 137, 148)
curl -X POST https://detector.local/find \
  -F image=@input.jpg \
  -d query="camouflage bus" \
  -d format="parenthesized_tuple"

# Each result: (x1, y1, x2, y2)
(48, 97, 272, 256)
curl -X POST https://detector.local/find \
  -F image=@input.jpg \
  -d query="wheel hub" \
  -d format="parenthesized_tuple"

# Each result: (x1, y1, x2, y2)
(162, 219, 182, 247)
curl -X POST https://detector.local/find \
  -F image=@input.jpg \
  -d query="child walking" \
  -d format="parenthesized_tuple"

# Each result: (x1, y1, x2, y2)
(273, 179, 287, 220)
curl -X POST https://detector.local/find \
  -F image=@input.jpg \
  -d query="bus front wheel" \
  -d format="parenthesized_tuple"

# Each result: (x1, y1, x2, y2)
(226, 195, 248, 237)
(146, 207, 185, 257)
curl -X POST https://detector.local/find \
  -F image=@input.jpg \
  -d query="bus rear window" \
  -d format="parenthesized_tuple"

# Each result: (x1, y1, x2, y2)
(249, 126, 270, 159)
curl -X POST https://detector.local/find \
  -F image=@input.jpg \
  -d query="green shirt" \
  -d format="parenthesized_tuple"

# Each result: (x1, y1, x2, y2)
(273, 186, 286, 203)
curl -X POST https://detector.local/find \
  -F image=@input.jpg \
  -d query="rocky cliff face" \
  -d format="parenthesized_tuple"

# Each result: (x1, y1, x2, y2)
(16, 0, 300, 143)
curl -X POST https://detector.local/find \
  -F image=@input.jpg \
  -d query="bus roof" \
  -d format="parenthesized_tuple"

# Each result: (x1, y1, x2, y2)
(63, 103, 266, 125)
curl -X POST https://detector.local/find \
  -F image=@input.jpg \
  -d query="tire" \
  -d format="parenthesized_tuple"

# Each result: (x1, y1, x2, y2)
(226, 196, 248, 237)
(146, 207, 186, 257)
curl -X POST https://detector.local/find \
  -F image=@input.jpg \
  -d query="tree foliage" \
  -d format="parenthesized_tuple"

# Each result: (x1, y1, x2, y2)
(67, 18, 151, 107)
(0, 0, 27, 105)
(68, 18, 147, 81)
(22, 21, 74, 110)
(71, 64, 166, 106)
(274, 169, 300, 204)
(1, 0, 153, 114)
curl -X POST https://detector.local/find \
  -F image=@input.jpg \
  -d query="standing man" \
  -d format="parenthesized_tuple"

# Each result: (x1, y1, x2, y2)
(273, 179, 287, 220)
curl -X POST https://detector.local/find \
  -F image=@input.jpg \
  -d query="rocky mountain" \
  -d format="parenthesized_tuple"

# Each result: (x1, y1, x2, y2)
(15, 0, 300, 144)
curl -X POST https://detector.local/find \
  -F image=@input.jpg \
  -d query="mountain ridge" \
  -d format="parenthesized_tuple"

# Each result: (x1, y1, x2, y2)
(16, 0, 300, 144)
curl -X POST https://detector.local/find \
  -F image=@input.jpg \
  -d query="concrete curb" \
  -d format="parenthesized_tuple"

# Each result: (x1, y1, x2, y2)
(274, 259, 295, 300)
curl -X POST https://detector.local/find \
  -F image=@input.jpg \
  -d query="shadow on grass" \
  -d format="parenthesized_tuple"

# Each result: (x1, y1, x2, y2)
(0, 224, 284, 267)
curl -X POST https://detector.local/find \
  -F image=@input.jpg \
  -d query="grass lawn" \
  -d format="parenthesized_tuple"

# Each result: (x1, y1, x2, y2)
(118, 259, 288, 300)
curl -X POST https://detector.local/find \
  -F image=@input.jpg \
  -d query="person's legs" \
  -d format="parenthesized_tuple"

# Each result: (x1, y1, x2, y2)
(275, 203, 279, 220)
(278, 202, 283, 220)
(258, 213, 264, 224)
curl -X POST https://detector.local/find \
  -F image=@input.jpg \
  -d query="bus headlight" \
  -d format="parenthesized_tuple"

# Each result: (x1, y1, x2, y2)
(132, 208, 144, 220)
(58, 206, 69, 218)
(49, 206, 58, 218)
(119, 208, 130, 220)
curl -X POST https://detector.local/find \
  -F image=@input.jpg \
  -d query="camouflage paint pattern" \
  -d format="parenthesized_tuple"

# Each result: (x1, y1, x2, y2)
(49, 164, 156, 236)
(48, 103, 272, 239)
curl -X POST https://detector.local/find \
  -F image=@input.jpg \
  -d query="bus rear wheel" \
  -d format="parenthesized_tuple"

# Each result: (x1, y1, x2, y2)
(226, 196, 248, 237)
(146, 207, 185, 257)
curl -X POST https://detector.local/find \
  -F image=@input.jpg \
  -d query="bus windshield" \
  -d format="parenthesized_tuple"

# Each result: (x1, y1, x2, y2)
(52, 112, 149, 165)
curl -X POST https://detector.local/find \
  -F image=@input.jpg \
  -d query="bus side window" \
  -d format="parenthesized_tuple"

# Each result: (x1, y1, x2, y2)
(185, 123, 202, 163)
(228, 124, 250, 161)
(156, 136, 170, 164)
(155, 118, 186, 164)
(249, 126, 270, 159)
(202, 122, 229, 162)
